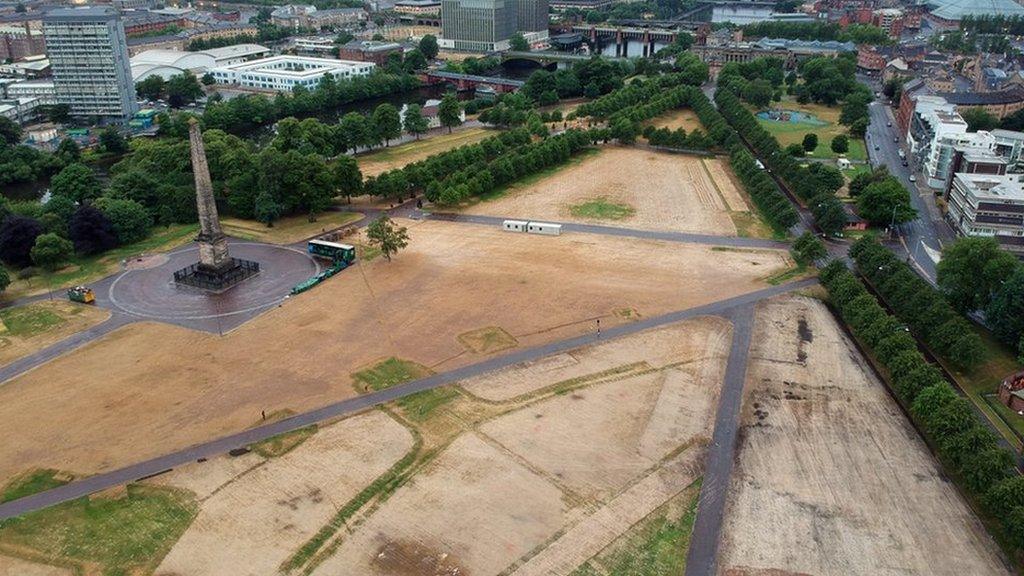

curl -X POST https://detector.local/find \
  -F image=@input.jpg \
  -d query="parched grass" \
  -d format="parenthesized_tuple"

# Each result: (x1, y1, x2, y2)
(220, 212, 362, 245)
(0, 483, 197, 576)
(477, 148, 601, 203)
(0, 305, 65, 337)
(763, 263, 813, 286)
(251, 426, 317, 458)
(357, 127, 499, 177)
(1, 470, 70, 504)
(569, 478, 702, 576)
(644, 108, 704, 132)
(457, 326, 518, 354)
(569, 197, 636, 221)
(2, 224, 198, 302)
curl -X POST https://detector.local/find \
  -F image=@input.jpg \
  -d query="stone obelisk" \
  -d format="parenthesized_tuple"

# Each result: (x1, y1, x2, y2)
(189, 118, 231, 272)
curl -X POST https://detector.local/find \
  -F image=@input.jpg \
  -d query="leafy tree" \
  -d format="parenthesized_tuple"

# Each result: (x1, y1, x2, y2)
(802, 133, 818, 152)
(962, 108, 999, 132)
(0, 216, 43, 268)
(811, 193, 847, 236)
(30, 233, 73, 271)
(99, 127, 128, 155)
(0, 266, 9, 293)
(438, 93, 462, 134)
(403, 49, 428, 72)
(740, 79, 773, 107)
(201, 73, 216, 86)
(55, 138, 80, 164)
(43, 194, 76, 225)
(68, 205, 118, 255)
(856, 178, 916, 226)
(610, 117, 639, 144)
(0, 117, 21, 146)
(986, 266, 1024, 348)
(50, 163, 99, 203)
(403, 103, 429, 139)
(332, 155, 362, 201)
(167, 72, 204, 108)
(785, 142, 804, 157)
(372, 103, 402, 146)
(419, 34, 439, 59)
(366, 215, 409, 262)
(136, 75, 166, 101)
(254, 189, 282, 227)
(510, 33, 530, 51)
(46, 104, 71, 124)
(792, 231, 826, 264)
(831, 134, 849, 154)
(937, 237, 1020, 312)
(95, 198, 152, 244)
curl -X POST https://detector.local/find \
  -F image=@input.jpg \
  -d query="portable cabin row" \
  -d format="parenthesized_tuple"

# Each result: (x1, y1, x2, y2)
(502, 220, 562, 236)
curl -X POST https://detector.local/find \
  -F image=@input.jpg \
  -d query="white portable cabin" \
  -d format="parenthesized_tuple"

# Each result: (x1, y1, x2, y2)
(527, 221, 562, 236)
(503, 219, 529, 232)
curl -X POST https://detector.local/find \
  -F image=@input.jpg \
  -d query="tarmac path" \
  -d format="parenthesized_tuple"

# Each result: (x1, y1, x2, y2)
(0, 278, 815, 521)
(684, 303, 756, 576)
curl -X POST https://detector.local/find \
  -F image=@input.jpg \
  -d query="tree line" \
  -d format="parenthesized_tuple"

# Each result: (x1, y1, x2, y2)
(820, 259, 1024, 556)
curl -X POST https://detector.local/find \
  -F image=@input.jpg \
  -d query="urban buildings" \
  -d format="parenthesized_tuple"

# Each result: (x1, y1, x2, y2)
(209, 55, 374, 92)
(927, 0, 1024, 28)
(337, 40, 403, 66)
(947, 173, 1024, 258)
(440, 0, 548, 52)
(0, 22, 46, 61)
(394, 0, 442, 15)
(130, 43, 269, 81)
(270, 5, 366, 30)
(294, 36, 338, 57)
(43, 6, 138, 120)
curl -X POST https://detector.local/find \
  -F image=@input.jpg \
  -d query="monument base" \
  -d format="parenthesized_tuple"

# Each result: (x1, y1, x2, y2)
(173, 257, 260, 292)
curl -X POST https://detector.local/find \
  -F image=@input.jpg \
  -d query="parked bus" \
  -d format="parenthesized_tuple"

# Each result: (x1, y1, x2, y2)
(307, 239, 355, 264)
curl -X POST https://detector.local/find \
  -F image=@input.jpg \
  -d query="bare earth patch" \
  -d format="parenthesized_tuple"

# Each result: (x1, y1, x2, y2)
(0, 556, 70, 576)
(718, 296, 1011, 576)
(457, 325, 518, 354)
(0, 301, 110, 368)
(646, 109, 704, 132)
(462, 147, 739, 236)
(0, 220, 787, 484)
(152, 410, 413, 576)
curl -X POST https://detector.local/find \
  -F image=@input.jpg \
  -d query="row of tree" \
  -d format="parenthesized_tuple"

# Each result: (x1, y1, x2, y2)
(200, 71, 421, 135)
(820, 260, 1024, 555)
(641, 125, 713, 151)
(850, 236, 985, 370)
(520, 57, 634, 105)
(936, 237, 1024, 361)
(135, 71, 205, 108)
(847, 166, 917, 226)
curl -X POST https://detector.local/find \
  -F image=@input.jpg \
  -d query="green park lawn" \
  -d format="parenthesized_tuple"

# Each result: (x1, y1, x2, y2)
(352, 357, 455, 422)
(2, 224, 198, 302)
(756, 98, 867, 162)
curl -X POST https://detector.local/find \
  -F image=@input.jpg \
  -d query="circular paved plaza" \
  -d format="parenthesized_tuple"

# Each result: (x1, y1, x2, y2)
(108, 242, 320, 323)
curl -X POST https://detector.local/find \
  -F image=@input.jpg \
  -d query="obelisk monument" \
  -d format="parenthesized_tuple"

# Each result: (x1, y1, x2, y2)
(189, 118, 231, 272)
(173, 119, 260, 290)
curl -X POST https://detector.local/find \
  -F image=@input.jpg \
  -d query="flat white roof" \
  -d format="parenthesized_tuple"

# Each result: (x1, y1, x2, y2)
(202, 43, 269, 60)
(215, 55, 373, 79)
(957, 173, 1024, 201)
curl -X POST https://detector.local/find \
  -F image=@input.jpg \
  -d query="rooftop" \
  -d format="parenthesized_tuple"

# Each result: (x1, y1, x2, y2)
(956, 173, 1024, 201)
(929, 0, 1024, 21)
(941, 87, 1024, 106)
(43, 6, 119, 21)
(341, 39, 402, 52)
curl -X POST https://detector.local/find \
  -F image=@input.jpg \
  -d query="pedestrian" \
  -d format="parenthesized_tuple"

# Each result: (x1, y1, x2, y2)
(596, 318, 601, 336)
(261, 410, 266, 421)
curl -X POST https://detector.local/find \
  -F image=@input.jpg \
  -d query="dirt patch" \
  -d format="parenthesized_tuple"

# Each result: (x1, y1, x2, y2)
(152, 411, 414, 576)
(310, 433, 570, 576)
(461, 147, 738, 236)
(646, 109, 704, 132)
(479, 320, 729, 501)
(718, 296, 1012, 576)
(0, 301, 109, 368)
(457, 326, 518, 354)
(703, 158, 749, 212)
(0, 220, 787, 485)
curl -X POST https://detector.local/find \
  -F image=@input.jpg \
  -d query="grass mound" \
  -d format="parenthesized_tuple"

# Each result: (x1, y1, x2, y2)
(569, 197, 636, 221)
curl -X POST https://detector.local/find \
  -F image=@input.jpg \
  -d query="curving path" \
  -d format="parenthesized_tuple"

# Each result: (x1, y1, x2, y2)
(0, 278, 815, 521)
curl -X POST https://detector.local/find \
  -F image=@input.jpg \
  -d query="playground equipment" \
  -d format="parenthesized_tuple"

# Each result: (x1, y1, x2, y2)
(290, 239, 357, 295)
(67, 286, 95, 304)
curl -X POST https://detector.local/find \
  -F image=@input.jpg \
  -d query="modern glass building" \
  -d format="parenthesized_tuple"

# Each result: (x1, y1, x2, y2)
(43, 7, 138, 120)
(440, 0, 515, 51)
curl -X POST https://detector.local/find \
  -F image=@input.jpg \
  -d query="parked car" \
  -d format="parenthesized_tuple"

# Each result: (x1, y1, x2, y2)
(909, 175, 917, 182)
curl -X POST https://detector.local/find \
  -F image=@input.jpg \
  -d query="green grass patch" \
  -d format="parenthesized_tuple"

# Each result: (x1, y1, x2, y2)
(763, 263, 811, 286)
(570, 478, 702, 576)
(1, 470, 70, 504)
(755, 97, 866, 162)
(0, 484, 197, 576)
(352, 358, 455, 422)
(0, 305, 65, 337)
(569, 197, 636, 221)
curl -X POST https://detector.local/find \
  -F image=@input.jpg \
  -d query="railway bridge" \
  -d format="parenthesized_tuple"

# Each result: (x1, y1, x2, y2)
(419, 70, 524, 93)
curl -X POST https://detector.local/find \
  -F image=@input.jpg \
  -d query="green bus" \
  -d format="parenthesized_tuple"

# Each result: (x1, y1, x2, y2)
(307, 239, 355, 264)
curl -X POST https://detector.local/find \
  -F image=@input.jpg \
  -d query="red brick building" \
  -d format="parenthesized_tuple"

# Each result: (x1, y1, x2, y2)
(0, 23, 46, 61)
(857, 45, 892, 72)
(998, 372, 1024, 413)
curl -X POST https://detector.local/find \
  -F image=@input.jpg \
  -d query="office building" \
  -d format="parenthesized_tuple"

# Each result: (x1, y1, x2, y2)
(43, 7, 138, 120)
(947, 173, 1024, 258)
(440, 0, 515, 52)
(515, 0, 547, 34)
(209, 55, 374, 92)
(337, 39, 403, 66)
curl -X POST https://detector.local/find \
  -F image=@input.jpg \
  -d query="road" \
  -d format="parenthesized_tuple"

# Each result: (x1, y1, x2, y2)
(0, 277, 816, 521)
(865, 99, 953, 283)
(684, 303, 755, 576)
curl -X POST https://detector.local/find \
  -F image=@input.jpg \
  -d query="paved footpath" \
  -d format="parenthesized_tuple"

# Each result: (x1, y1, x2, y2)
(684, 303, 756, 576)
(0, 278, 813, 521)
(426, 212, 790, 250)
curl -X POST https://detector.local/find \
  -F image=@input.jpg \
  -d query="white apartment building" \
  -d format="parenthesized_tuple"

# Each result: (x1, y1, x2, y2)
(209, 55, 374, 92)
(43, 6, 138, 120)
(4, 80, 56, 106)
(947, 173, 1024, 258)
(926, 129, 996, 189)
